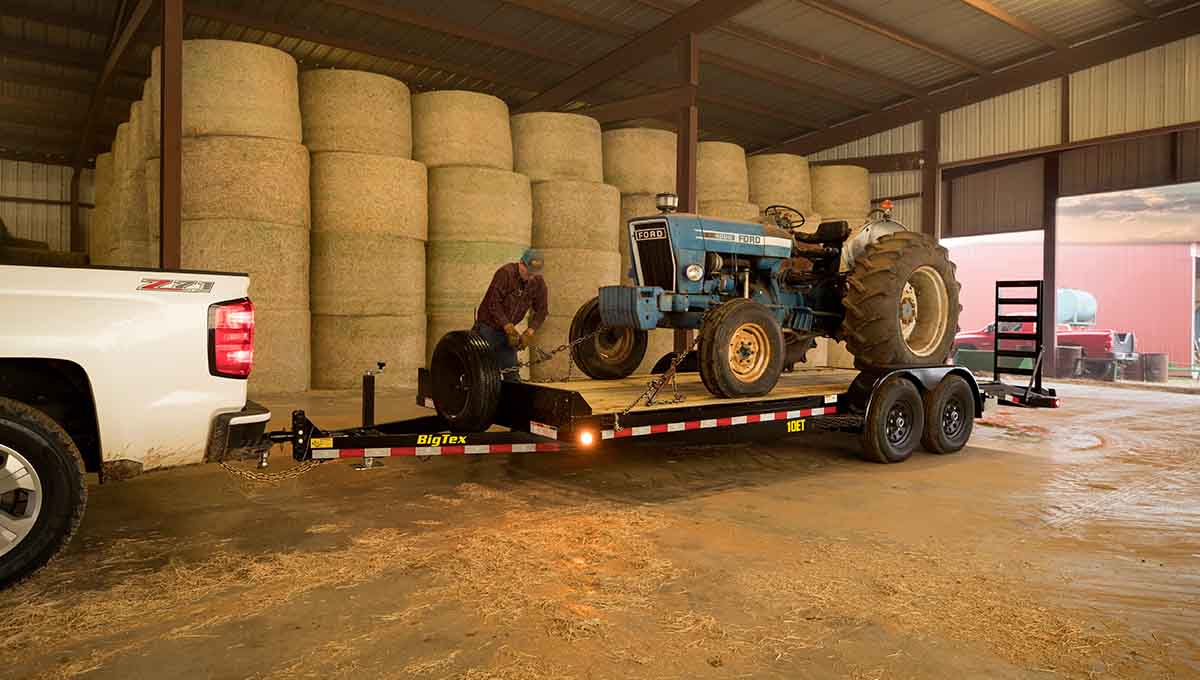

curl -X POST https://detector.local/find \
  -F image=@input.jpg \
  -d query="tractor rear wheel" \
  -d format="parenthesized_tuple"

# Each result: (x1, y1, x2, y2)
(430, 331, 502, 432)
(698, 299, 785, 398)
(841, 232, 960, 367)
(569, 297, 647, 379)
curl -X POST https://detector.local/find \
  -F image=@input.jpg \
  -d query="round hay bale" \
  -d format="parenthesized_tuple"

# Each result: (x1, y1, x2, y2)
(108, 241, 156, 269)
(826, 339, 855, 369)
(90, 152, 114, 264)
(697, 141, 749, 203)
(811, 165, 870, 217)
(428, 166, 531, 244)
(127, 101, 146, 163)
(639, 330, 678, 375)
(531, 180, 620, 251)
(312, 314, 425, 389)
(300, 70, 412, 156)
(180, 219, 309, 309)
(425, 307, 477, 367)
(311, 152, 426, 239)
(538, 247, 621, 318)
(112, 123, 129, 181)
(249, 307, 310, 395)
(698, 200, 760, 222)
(141, 79, 158, 160)
(149, 40, 302, 145)
(311, 232, 424, 315)
(511, 112, 602, 183)
(182, 136, 309, 226)
(748, 153, 811, 213)
(412, 90, 512, 170)
(528, 314, 574, 381)
(602, 129, 676, 195)
(618, 193, 660, 284)
(144, 158, 158, 234)
(426, 241, 529, 310)
(114, 166, 148, 244)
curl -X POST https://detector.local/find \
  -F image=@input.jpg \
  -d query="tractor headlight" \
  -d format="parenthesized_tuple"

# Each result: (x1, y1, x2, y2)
(684, 263, 704, 281)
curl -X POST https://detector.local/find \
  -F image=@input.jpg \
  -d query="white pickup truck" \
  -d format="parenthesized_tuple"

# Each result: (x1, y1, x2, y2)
(0, 264, 271, 588)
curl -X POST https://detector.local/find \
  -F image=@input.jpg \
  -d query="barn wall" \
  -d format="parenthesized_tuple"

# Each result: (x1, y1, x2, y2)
(0, 160, 93, 252)
(939, 80, 1062, 164)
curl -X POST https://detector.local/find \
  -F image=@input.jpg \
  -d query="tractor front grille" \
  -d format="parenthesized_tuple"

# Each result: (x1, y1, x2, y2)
(630, 220, 675, 291)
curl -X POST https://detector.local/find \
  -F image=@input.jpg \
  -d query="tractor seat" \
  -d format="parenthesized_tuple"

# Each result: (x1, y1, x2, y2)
(793, 220, 849, 245)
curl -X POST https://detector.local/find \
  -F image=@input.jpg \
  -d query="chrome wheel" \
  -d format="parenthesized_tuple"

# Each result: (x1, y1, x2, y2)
(899, 265, 950, 358)
(728, 322, 770, 382)
(0, 444, 42, 559)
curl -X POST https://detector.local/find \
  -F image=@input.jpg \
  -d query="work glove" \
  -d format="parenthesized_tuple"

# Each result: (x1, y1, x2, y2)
(520, 328, 535, 350)
(504, 323, 522, 349)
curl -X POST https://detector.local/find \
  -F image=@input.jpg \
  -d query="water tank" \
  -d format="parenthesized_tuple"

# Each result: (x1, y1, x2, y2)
(1056, 288, 1097, 326)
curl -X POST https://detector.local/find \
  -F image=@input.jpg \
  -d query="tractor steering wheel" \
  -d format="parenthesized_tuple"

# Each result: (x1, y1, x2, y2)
(764, 205, 806, 230)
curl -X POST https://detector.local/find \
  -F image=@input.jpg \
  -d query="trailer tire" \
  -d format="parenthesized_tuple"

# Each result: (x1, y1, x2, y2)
(0, 397, 87, 591)
(920, 374, 974, 454)
(430, 331, 502, 432)
(569, 297, 647, 379)
(859, 377, 924, 464)
(842, 232, 960, 367)
(698, 298, 785, 398)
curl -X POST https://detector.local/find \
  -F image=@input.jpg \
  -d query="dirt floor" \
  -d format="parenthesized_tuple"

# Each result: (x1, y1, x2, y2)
(3, 381, 1199, 679)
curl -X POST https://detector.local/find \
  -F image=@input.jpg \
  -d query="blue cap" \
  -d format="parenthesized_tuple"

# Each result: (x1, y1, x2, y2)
(521, 248, 544, 274)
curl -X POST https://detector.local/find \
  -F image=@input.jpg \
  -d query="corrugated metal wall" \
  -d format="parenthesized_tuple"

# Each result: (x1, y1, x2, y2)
(0, 160, 93, 252)
(871, 170, 922, 228)
(945, 157, 1045, 237)
(939, 79, 1062, 164)
(1059, 135, 1175, 197)
(1070, 35, 1200, 142)
(807, 122, 923, 161)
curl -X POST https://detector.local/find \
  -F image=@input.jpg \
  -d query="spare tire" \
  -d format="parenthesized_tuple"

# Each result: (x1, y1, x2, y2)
(430, 331, 502, 432)
(841, 232, 961, 367)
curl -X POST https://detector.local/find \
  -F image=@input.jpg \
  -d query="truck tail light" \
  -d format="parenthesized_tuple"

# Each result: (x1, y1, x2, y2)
(208, 298, 254, 378)
(1105, 334, 1114, 351)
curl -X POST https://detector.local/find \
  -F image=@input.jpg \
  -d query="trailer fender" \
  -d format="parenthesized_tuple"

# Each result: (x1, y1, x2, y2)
(846, 366, 983, 419)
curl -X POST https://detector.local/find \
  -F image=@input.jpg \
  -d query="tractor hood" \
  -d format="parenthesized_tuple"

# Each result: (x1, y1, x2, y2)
(629, 213, 792, 260)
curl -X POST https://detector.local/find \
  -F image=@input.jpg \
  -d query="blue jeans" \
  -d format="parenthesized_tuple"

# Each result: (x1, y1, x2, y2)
(473, 322, 519, 382)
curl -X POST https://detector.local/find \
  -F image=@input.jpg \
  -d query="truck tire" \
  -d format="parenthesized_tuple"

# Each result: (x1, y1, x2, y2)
(920, 374, 974, 454)
(430, 331, 502, 432)
(569, 297, 647, 379)
(698, 298, 785, 398)
(859, 377, 924, 464)
(841, 232, 960, 367)
(0, 397, 87, 590)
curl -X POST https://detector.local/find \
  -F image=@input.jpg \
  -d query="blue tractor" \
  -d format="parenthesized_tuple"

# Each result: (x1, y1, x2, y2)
(568, 196, 961, 398)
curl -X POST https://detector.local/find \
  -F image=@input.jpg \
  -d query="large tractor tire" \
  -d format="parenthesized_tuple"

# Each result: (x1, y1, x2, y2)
(841, 232, 961, 367)
(698, 298, 785, 398)
(569, 297, 647, 380)
(429, 331, 502, 432)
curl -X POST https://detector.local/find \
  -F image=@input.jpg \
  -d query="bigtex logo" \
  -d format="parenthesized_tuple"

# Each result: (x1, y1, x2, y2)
(417, 434, 467, 446)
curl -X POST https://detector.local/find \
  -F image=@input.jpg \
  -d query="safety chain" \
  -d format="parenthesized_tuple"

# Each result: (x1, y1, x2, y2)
(613, 334, 701, 432)
(219, 445, 327, 486)
(499, 327, 606, 383)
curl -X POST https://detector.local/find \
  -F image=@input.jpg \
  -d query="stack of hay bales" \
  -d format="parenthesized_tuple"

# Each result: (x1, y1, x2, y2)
(145, 40, 311, 394)
(301, 69, 426, 390)
(601, 127, 678, 373)
(811, 164, 872, 369)
(417, 91, 531, 367)
(107, 104, 154, 268)
(513, 112, 620, 380)
(697, 141, 758, 221)
(88, 152, 114, 265)
(140, 76, 159, 266)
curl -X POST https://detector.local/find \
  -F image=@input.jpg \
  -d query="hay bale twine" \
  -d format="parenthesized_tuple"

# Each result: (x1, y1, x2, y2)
(538, 247, 621, 318)
(602, 129, 676, 195)
(149, 41, 302, 145)
(428, 166, 531, 244)
(699, 200, 760, 222)
(748, 153, 811, 213)
(90, 152, 114, 264)
(182, 136, 309, 226)
(511, 112, 602, 183)
(179, 219, 308, 309)
(697, 141, 749, 203)
(412, 90, 512, 170)
(811, 165, 870, 218)
(618, 193, 660, 284)
(311, 232, 425, 315)
(249, 308, 310, 395)
(531, 180, 619, 251)
(426, 241, 528, 310)
(300, 70, 412, 157)
(310, 152, 426, 240)
(312, 314, 425, 389)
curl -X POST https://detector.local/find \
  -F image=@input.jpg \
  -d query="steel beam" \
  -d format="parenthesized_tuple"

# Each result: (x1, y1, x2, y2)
(516, 0, 763, 113)
(1041, 154, 1059, 376)
(957, 0, 1067, 50)
(160, 0, 183, 270)
(810, 152, 925, 173)
(922, 115, 940, 237)
(676, 34, 700, 357)
(1113, 0, 1157, 18)
(577, 86, 696, 124)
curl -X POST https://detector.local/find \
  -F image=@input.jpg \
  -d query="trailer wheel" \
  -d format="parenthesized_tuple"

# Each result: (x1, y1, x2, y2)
(0, 397, 87, 590)
(569, 297, 647, 379)
(430, 331, 502, 432)
(698, 299, 785, 398)
(859, 377, 925, 464)
(920, 374, 974, 454)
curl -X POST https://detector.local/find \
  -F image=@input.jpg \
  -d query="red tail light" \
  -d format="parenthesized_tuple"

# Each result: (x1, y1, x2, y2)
(1104, 334, 1114, 351)
(208, 298, 254, 378)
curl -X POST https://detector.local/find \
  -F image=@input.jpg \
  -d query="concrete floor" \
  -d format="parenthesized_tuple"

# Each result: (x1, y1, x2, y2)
(3, 381, 1198, 679)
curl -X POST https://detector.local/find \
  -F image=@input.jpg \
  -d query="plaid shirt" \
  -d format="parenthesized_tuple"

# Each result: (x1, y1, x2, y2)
(476, 262, 548, 331)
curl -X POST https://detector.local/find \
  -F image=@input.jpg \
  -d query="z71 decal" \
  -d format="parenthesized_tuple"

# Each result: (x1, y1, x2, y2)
(137, 278, 215, 293)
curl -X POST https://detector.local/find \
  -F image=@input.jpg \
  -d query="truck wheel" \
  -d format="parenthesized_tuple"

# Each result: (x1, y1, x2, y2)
(430, 331, 502, 432)
(859, 377, 924, 464)
(920, 374, 975, 454)
(0, 397, 87, 590)
(698, 299, 785, 398)
(569, 297, 647, 379)
(842, 232, 961, 367)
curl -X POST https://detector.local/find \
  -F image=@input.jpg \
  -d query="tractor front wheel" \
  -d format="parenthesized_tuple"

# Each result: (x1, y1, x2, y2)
(569, 297, 648, 380)
(698, 299, 785, 398)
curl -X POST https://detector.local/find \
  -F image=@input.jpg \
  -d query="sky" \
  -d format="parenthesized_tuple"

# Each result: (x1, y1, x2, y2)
(1056, 181, 1200, 243)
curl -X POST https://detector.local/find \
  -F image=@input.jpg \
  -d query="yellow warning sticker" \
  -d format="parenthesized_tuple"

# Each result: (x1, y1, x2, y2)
(311, 437, 333, 449)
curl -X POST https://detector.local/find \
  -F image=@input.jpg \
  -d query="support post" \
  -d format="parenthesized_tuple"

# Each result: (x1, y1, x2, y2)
(1041, 153, 1059, 377)
(159, 0, 183, 269)
(675, 33, 699, 355)
(921, 114, 940, 237)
